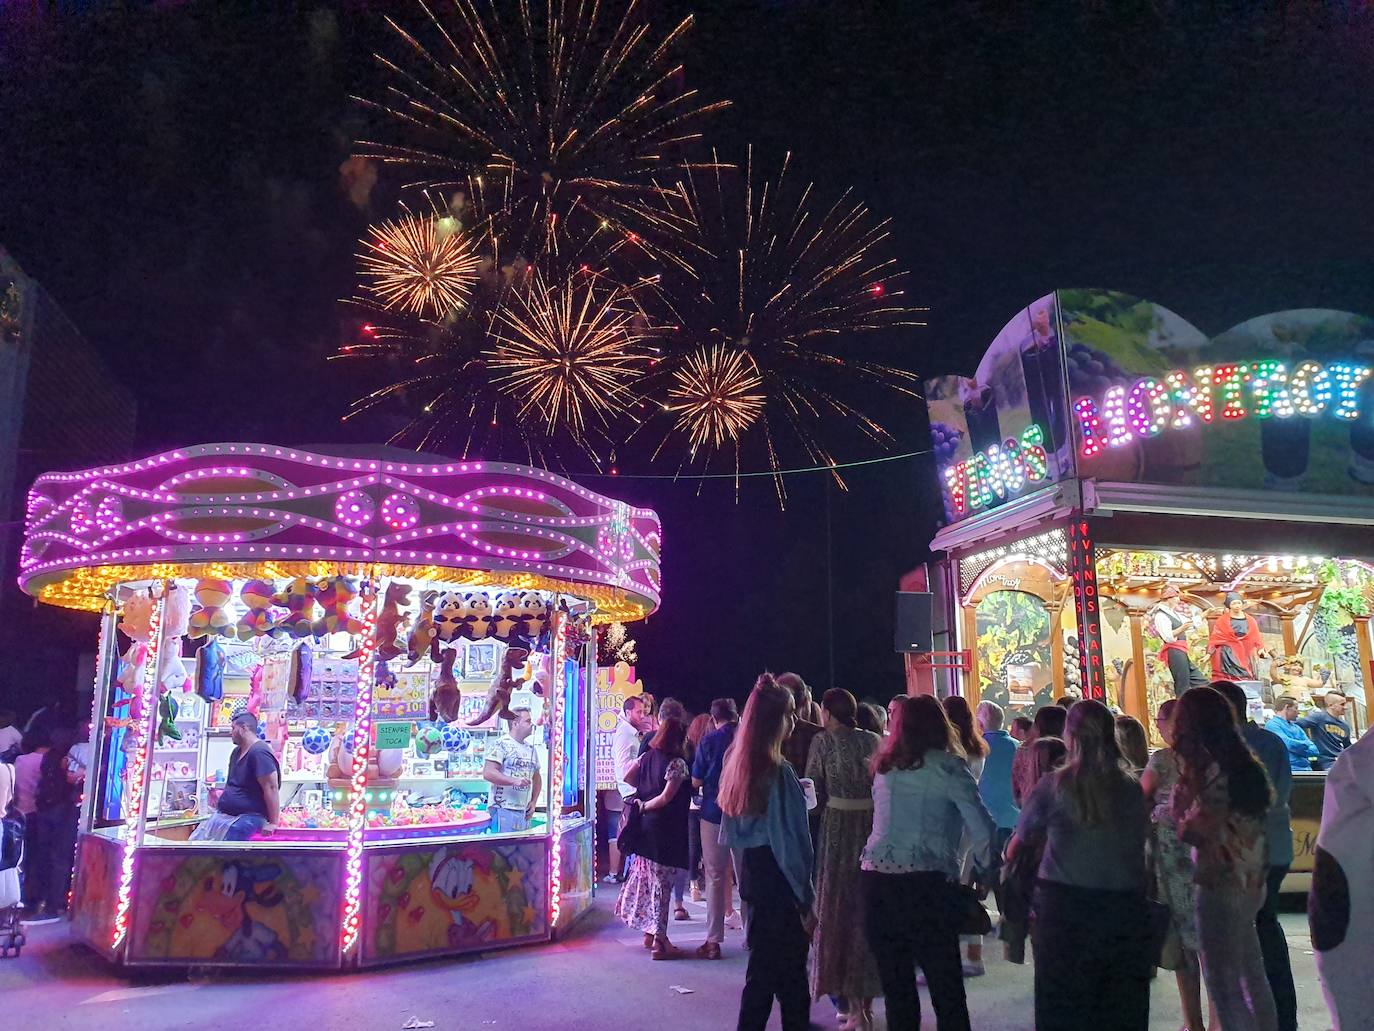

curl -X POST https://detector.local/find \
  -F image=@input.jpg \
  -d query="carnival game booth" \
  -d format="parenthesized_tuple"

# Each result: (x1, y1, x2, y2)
(18, 444, 661, 969)
(917, 291, 1374, 886)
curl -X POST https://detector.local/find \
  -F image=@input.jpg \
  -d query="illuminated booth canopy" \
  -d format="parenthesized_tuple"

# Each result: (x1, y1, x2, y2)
(20, 444, 661, 969)
(916, 292, 1373, 885)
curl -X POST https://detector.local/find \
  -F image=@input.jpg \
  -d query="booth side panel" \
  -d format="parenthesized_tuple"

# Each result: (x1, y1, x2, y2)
(554, 819, 595, 936)
(360, 837, 550, 966)
(71, 833, 122, 959)
(124, 848, 343, 968)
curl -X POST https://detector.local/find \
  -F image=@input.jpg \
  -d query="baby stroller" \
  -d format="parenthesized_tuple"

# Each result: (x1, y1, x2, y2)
(0, 811, 24, 958)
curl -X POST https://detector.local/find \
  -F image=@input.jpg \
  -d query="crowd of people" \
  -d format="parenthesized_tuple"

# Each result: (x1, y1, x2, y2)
(606, 677, 1366, 1031)
(0, 707, 89, 926)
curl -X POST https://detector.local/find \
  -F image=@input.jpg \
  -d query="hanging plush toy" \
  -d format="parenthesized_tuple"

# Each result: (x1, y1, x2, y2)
(429, 649, 461, 723)
(119, 591, 155, 645)
(460, 591, 494, 641)
(156, 692, 182, 746)
(490, 590, 521, 640)
(465, 645, 530, 727)
(158, 584, 194, 693)
(313, 576, 363, 638)
(272, 577, 320, 638)
(514, 591, 551, 640)
(406, 592, 439, 665)
(236, 579, 279, 640)
(187, 579, 236, 639)
(374, 581, 412, 662)
(432, 592, 467, 645)
(198, 638, 225, 701)
(246, 663, 265, 716)
(292, 640, 313, 703)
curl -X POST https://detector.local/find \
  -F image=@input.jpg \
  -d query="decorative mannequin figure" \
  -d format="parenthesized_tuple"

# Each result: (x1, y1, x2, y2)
(1151, 585, 1207, 696)
(1206, 590, 1269, 681)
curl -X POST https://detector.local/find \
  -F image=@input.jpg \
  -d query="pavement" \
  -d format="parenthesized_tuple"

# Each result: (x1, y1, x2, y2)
(0, 889, 1335, 1030)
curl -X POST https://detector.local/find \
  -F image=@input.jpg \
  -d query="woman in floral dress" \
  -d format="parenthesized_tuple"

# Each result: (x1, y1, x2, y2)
(1171, 686, 1278, 1031)
(615, 716, 692, 960)
(806, 689, 882, 1030)
(1141, 698, 1204, 1031)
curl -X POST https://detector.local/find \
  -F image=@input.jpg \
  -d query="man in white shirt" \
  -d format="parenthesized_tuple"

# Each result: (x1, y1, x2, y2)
(0, 711, 21, 758)
(483, 707, 541, 833)
(605, 695, 651, 881)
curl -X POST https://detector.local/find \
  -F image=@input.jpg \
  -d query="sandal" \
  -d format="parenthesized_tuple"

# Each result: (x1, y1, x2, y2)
(643, 932, 655, 950)
(695, 941, 721, 960)
(674, 906, 690, 921)
(651, 937, 686, 960)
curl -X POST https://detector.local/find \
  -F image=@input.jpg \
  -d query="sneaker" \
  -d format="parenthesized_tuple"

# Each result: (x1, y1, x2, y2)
(724, 911, 743, 931)
(603, 873, 623, 885)
(961, 959, 985, 977)
(690, 884, 704, 903)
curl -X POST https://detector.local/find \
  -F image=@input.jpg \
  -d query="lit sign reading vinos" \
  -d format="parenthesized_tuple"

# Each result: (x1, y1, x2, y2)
(1074, 359, 1372, 458)
(943, 424, 1049, 516)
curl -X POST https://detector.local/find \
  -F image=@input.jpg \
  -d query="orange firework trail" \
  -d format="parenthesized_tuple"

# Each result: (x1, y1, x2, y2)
(357, 197, 483, 318)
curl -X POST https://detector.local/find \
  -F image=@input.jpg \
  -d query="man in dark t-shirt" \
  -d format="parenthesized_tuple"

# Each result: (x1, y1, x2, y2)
(1300, 691, 1353, 771)
(192, 712, 280, 841)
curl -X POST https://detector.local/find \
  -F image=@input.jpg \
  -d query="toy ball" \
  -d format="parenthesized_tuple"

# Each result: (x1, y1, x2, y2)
(414, 724, 444, 757)
(301, 727, 332, 755)
(441, 725, 470, 754)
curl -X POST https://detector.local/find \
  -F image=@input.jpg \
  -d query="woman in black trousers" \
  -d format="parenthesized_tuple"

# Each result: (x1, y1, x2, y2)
(859, 696, 996, 1031)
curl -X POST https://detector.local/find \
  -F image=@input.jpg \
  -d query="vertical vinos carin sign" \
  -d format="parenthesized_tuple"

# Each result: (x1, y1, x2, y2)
(1067, 521, 1105, 700)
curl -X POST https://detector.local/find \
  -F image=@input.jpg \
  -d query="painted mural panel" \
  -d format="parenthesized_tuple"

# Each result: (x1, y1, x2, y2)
(362, 838, 548, 964)
(127, 849, 342, 967)
(71, 833, 121, 956)
(556, 820, 594, 932)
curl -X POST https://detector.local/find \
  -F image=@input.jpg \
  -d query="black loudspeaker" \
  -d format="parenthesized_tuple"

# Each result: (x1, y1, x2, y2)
(894, 592, 934, 653)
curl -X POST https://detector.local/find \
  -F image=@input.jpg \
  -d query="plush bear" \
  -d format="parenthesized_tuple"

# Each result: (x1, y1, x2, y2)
(236, 579, 279, 640)
(158, 586, 194, 694)
(460, 591, 494, 641)
(406, 592, 439, 665)
(272, 577, 320, 638)
(162, 583, 193, 639)
(490, 590, 521, 640)
(429, 648, 462, 723)
(465, 645, 530, 727)
(119, 590, 155, 644)
(432, 592, 467, 644)
(313, 576, 364, 638)
(188, 578, 237, 639)
(514, 591, 550, 640)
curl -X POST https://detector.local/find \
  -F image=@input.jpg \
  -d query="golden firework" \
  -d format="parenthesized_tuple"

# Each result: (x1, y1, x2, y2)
(665, 346, 765, 450)
(487, 272, 648, 437)
(357, 203, 482, 318)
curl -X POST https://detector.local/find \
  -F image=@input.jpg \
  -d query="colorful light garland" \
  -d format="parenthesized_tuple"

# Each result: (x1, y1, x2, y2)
(1075, 358, 1373, 458)
(111, 587, 164, 950)
(547, 611, 568, 929)
(339, 576, 379, 957)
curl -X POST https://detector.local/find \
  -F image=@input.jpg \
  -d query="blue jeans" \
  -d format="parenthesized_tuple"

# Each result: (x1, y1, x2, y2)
(490, 807, 530, 833)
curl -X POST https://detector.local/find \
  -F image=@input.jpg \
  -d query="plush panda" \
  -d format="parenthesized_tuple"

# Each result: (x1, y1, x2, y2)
(431, 592, 468, 644)
(460, 591, 494, 640)
(490, 590, 521, 640)
(1310, 732, 1374, 1029)
(514, 591, 550, 640)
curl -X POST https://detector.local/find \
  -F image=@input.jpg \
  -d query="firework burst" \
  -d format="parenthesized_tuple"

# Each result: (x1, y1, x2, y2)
(488, 271, 649, 439)
(665, 345, 766, 450)
(628, 149, 925, 500)
(355, 0, 728, 253)
(357, 198, 484, 318)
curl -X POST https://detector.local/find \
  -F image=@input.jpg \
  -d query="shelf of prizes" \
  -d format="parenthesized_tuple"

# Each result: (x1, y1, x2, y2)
(18, 444, 662, 969)
(913, 290, 1374, 892)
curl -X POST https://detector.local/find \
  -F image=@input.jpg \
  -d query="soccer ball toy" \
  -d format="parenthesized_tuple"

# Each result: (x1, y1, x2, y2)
(414, 723, 444, 757)
(301, 727, 332, 755)
(441, 725, 470, 754)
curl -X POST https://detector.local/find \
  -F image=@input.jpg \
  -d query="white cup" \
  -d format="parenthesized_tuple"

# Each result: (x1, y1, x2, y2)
(798, 777, 818, 811)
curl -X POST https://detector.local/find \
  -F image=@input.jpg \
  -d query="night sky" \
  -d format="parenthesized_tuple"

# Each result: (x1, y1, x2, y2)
(4, 1, 1374, 716)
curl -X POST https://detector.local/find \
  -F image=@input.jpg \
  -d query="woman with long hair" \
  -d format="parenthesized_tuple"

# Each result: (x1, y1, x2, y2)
(1141, 698, 1205, 1031)
(1115, 714, 1150, 773)
(1011, 704, 1067, 806)
(806, 689, 882, 1030)
(1007, 699, 1151, 1031)
(862, 696, 995, 1031)
(944, 695, 992, 976)
(720, 674, 814, 1031)
(1170, 686, 1278, 1030)
(614, 716, 692, 959)
(33, 726, 79, 916)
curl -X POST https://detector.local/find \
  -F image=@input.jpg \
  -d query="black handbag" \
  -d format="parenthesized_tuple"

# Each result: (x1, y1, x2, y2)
(956, 883, 993, 936)
(616, 799, 644, 856)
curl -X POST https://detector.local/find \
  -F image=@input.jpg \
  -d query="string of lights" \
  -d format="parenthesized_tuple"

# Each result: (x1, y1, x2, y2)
(582, 446, 933, 480)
